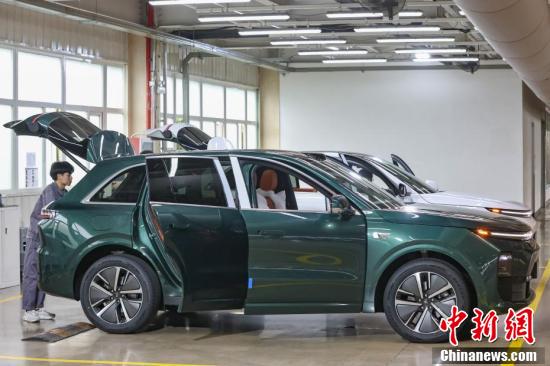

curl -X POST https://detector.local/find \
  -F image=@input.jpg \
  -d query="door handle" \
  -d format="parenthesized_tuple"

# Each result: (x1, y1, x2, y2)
(258, 230, 284, 238)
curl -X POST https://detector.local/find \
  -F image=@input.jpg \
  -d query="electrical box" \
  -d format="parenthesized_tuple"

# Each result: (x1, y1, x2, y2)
(0, 206, 21, 289)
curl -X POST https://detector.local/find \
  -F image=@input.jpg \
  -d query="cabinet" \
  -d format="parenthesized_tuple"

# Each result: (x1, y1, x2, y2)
(0, 206, 21, 289)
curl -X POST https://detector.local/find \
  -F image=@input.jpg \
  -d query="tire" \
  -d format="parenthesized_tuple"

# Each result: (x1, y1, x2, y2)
(383, 258, 471, 343)
(80, 254, 161, 334)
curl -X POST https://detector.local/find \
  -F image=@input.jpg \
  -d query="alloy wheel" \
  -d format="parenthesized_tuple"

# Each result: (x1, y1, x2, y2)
(394, 271, 457, 334)
(89, 266, 143, 325)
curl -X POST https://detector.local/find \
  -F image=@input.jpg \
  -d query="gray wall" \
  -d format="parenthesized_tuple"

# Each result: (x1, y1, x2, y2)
(280, 69, 524, 203)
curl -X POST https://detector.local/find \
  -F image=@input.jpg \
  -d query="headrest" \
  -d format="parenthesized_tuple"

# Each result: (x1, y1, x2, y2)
(259, 169, 278, 191)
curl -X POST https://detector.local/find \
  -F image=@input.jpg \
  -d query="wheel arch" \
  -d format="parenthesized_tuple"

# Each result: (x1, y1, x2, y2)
(373, 250, 478, 312)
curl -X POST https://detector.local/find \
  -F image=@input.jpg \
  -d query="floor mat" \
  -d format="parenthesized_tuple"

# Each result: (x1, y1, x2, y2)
(22, 322, 96, 342)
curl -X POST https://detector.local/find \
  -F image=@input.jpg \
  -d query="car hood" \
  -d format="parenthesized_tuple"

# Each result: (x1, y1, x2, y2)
(377, 203, 531, 233)
(419, 191, 529, 211)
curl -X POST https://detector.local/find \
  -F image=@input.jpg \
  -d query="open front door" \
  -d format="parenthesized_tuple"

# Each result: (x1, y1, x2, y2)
(145, 156, 248, 310)
(391, 154, 415, 176)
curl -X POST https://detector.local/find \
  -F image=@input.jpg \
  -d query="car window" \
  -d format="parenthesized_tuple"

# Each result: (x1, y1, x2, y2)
(364, 156, 436, 194)
(347, 160, 395, 196)
(90, 165, 145, 203)
(240, 159, 330, 212)
(147, 157, 227, 207)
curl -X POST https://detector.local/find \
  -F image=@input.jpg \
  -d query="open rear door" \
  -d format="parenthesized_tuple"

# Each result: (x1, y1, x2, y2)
(390, 154, 415, 176)
(4, 112, 134, 170)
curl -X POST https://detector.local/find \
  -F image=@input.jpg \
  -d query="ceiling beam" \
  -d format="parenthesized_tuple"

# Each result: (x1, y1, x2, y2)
(0, 0, 291, 72)
(224, 40, 491, 50)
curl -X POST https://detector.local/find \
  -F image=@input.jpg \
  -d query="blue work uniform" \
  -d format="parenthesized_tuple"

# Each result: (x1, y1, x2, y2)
(22, 182, 66, 311)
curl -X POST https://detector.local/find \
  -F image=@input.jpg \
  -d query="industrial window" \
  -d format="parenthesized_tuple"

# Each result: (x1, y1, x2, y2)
(0, 45, 127, 192)
(90, 166, 145, 203)
(147, 157, 227, 207)
(188, 79, 258, 149)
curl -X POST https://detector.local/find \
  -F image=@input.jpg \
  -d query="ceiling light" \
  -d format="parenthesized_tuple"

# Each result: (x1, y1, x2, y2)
(326, 12, 383, 19)
(327, 46, 339, 51)
(413, 57, 479, 62)
(377, 37, 454, 43)
(355, 26, 440, 33)
(395, 48, 466, 54)
(398, 11, 423, 17)
(271, 40, 346, 45)
(239, 29, 321, 36)
(415, 53, 431, 59)
(459, 10, 465, 16)
(298, 50, 368, 56)
(150, 0, 249, 5)
(322, 59, 387, 64)
(198, 14, 289, 22)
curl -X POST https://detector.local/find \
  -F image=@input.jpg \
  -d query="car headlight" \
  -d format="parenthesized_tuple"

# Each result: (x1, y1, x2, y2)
(486, 207, 533, 218)
(474, 227, 534, 241)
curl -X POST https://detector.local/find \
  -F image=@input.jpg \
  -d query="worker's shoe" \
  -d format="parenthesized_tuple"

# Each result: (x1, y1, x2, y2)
(37, 308, 55, 320)
(22, 310, 40, 323)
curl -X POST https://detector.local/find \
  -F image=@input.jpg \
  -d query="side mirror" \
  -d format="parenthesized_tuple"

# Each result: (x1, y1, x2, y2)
(398, 183, 411, 198)
(331, 195, 355, 220)
(425, 179, 439, 192)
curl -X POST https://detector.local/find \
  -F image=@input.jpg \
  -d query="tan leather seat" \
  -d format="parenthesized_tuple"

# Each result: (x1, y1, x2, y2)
(258, 169, 278, 209)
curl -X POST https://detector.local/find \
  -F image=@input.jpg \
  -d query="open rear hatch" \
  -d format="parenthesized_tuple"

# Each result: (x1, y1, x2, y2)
(147, 123, 212, 150)
(4, 112, 134, 171)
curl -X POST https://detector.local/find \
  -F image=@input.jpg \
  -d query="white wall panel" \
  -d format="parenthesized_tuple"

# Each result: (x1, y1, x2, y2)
(3, 192, 39, 228)
(280, 69, 524, 203)
(0, 3, 128, 62)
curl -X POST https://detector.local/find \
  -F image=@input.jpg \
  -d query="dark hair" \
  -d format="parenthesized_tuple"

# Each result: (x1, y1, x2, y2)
(50, 161, 74, 181)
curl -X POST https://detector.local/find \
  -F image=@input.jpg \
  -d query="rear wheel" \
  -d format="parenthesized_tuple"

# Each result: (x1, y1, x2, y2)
(383, 258, 471, 343)
(80, 254, 161, 333)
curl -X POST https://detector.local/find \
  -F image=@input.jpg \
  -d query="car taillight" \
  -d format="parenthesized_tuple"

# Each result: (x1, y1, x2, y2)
(148, 204, 164, 242)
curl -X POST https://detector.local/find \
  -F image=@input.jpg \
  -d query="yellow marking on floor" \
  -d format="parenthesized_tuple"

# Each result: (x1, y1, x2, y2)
(502, 258, 550, 366)
(0, 355, 214, 366)
(0, 294, 21, 304)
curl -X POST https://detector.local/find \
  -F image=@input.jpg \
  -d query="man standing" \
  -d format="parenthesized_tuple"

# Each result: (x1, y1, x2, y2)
(22, 161, 74, 323)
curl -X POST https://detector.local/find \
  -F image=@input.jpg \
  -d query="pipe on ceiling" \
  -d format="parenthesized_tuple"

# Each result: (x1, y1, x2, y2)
(455, 0, 550, 105)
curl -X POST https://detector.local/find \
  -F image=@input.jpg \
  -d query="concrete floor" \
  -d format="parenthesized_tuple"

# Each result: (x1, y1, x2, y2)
(0, 215, 549, 366)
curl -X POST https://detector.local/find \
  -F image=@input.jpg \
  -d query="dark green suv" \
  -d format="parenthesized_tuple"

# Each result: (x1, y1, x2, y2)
(5, 113, 539, 342)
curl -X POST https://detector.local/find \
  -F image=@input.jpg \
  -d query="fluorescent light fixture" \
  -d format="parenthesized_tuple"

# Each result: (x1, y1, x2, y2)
(398, 11, 423, 17)
(415, 53, 431, 59)
(377, 37, 454, 43)
(459, 10, 465, 16)
(395, 48, 467, 54)
(413, 57, 479, 62)
(327, 46, 339, 51)
(326, 12, 383, 19)
(322, 59, 387, 64)
(150, 0, 249, 5)
(298, 50, 368, 56)
(355, 26, 440, 33)
(198, 14, 289, 22)
(239, 29, 320, 36)
(271, 39, 346, 45)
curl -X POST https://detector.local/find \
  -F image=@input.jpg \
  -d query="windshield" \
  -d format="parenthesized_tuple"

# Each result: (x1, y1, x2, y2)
(297, 155, 402, 210)
(364, 155, 437, 194)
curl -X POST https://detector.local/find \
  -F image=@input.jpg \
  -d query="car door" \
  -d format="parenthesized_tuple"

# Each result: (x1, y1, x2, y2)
(235, 157, 367, 314)
(390, 154, 415, 176)
(145, 156, 248, 310)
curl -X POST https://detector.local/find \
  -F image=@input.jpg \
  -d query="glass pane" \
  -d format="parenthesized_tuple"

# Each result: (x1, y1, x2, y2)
(226, 123, 238, 148)
(190, 120, 201, 129)
(91, 166, 145, 203)
(0, 105, 12, 189)
(66, 110, 88, 119)
(176, 77, 183, 115)
(18, 52, 61, 103)
(167, 76, 174, 114)
(203, 121, 215, 136)
(147, 157, 227, 207)
(106, 113, 124, 133)
(18, 107, 43, 189)
(65, 60, 103, 107)
(0, 48, 13, 99)
(189, 80, 200, 116)
(215, 122, 224, 137)
(89, 114, 101, 128)
(226, 87, 245, 120)
(247, 90, 257, 122)
(247, 125, 257, 149)
(202, 83, 224, 118)
(107, 65, 124, 109)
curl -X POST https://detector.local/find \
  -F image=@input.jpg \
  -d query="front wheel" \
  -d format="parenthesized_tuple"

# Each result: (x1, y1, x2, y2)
(80, 254, 161, 333)
(383, 258, 471, 343)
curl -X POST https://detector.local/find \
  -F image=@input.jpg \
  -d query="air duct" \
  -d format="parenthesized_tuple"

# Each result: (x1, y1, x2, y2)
(454, 0, 550, 105)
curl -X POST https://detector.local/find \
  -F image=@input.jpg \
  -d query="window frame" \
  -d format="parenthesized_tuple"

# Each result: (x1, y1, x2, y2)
(0, 45, 127, 194)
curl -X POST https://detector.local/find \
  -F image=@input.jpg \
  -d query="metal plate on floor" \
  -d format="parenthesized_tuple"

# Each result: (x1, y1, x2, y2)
(22, 322, 95, 342)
